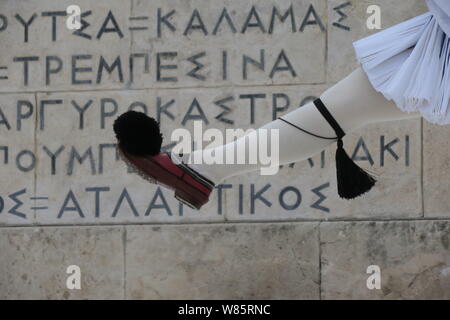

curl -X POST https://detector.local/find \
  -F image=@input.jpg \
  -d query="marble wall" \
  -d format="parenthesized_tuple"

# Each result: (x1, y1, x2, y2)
(1, 0, 449, 299)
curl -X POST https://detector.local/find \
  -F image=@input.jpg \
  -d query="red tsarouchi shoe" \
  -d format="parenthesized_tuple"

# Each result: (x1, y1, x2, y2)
(117, 146, 215, 210)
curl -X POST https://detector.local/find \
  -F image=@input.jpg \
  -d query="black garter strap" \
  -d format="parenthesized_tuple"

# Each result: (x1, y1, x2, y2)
(278, 98, 345, 141)
(312, 98, 346, 140)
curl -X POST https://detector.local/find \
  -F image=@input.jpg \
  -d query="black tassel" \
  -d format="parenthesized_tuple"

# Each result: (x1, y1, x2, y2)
(280, 98, 378, 200)
(335, 138, 377, 199)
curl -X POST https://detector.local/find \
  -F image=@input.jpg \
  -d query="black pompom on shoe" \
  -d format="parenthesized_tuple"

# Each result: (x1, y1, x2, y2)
(113, 111, 163, 156)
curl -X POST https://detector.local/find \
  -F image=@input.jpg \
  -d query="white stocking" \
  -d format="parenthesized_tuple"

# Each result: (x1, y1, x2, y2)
(187, 67, 421, 184)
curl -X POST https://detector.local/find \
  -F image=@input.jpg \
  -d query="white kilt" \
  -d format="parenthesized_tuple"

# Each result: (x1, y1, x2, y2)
(353, 6, 450, 125)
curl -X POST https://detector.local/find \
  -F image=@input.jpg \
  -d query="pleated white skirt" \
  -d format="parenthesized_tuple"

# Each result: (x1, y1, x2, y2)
(353, 12, 450, 125)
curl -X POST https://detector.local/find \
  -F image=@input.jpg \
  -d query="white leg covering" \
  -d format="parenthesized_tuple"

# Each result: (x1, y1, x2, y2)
(188, 67, 421, 184)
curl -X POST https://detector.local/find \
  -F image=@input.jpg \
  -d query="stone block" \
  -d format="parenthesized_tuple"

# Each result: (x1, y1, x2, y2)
(30, 85, 332, 225)
(125, 222, 320, 299)
(0, 226, 124, 299)
(0, 0, 327, 92)
(320, 220, 450, 299)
